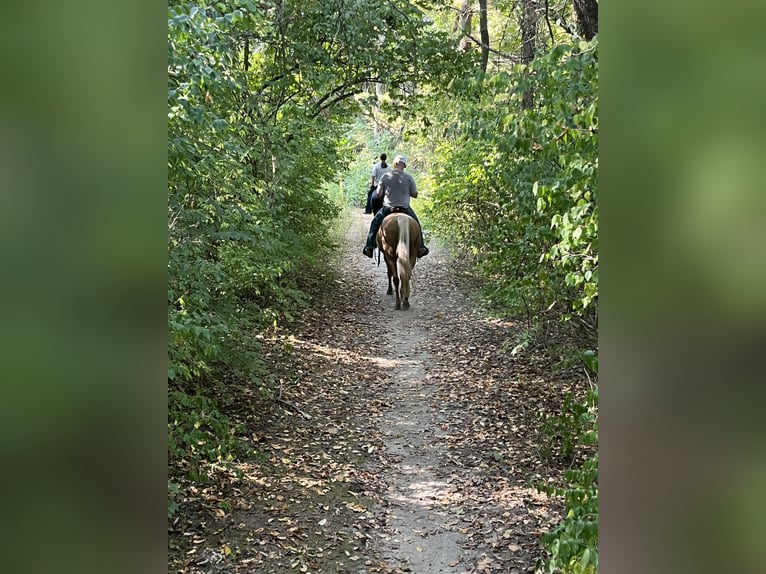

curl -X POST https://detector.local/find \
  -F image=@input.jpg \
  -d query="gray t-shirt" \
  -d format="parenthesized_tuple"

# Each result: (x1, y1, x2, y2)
(371, 162, 392, 186)
(376, 169, 418, 208)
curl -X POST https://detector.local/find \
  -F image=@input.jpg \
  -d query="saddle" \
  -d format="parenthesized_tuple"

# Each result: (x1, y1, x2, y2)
(387, 206, 408, 215)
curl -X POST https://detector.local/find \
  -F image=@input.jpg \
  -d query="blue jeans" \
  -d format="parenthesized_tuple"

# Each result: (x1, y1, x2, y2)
(365, 206, 425, 250)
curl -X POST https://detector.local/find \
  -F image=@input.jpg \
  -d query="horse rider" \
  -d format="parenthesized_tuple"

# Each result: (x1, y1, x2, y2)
(362, 155, 429, 259)
(367, 153, 390, 214)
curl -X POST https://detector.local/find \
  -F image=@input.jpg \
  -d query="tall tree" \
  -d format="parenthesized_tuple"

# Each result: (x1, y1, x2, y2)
(478, 0, 489, 73)
(454, 0, 474, 52)
(520, 0, 539, 108)
(573, 0, 598, 40)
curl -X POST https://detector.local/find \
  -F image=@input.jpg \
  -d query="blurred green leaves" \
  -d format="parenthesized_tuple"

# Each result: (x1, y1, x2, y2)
(602, 2, 766, 574)
(1, 1, 167, 573)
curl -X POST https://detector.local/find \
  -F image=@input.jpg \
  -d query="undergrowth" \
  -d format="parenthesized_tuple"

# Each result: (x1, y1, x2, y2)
(536, 351, 598, 574)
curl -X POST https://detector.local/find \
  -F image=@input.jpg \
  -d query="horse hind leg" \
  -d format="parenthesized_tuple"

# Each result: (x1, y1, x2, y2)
(384, 254, 395, 295)
(393, 276, 401, 309)
(401, 279, 410, 309)
(400, 277, 410, 309)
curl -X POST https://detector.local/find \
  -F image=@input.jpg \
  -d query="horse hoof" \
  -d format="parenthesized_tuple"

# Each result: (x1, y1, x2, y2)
(403, 301, 410, 309)
(387, 288, 393, 295)
(395, 304, 401, 310)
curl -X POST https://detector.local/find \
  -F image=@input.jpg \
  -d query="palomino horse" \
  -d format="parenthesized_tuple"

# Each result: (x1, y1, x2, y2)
(376, 212, 420, 309)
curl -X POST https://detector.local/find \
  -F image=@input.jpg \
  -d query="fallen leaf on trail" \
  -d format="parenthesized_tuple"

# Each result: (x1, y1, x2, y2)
(476, 555, 494, 572)
(345, 502, 367, 512)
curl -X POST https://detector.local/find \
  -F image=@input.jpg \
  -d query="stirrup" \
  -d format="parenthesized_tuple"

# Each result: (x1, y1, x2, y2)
(418, 246, 429, 258)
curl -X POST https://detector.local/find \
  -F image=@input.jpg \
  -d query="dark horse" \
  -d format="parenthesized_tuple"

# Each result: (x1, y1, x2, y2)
(376, 213, 419, 309)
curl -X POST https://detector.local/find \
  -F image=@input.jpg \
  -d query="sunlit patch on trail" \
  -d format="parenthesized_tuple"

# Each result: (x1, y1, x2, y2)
(388, 475, 464, 508)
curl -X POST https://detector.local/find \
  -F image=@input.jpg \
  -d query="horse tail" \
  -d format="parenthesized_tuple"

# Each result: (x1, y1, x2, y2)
(397, 216, 413, 293)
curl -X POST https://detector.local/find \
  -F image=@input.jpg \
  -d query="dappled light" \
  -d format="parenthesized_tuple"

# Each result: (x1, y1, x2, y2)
(388, 476, 463, 508)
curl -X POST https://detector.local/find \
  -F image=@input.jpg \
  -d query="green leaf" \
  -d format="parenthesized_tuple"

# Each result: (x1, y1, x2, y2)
(581, 350, 598, 374)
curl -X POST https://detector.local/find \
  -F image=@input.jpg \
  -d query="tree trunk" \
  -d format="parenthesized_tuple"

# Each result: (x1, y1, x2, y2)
(479, 0, 489, 73)
(455, 0, 473, 52)
(573, 0, 598, 40)
(520, 0, 538, 109)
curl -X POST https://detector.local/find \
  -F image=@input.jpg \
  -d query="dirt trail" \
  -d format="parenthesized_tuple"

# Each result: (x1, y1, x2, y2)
(347, 211, 481, 572)
(340, 209, 557, 573)
(170, 208, 566, 574)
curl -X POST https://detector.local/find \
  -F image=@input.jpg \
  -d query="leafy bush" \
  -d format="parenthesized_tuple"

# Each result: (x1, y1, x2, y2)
(422, 39, 598, 322)
(539, 386, 598, 463)
(167, 1, 344, 387)
(538, 454, 598, 574)
(537, 350, 598, 573)
(167, 0, 471, 394)
(168, 390, 244, 484)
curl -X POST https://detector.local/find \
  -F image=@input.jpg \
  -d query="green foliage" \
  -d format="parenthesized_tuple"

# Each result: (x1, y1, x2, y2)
(538, 454, 599, 574)
(168, 480, 180, 519)
(581, 350, 598, 374)
(168, 0, 469, 386)
(338, 120, 406, 207)
(537, 350, 598, 574)
(168, 1, 344, 385)
(422, 39, 598, 322)
(539, 386, 598, 463)
(168, 390, 244, 483)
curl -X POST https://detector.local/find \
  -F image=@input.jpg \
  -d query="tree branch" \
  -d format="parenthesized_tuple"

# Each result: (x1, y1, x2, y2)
(545, 0, 555, 44)
(461, 31, 520, 63)
(275, 376, 313, 420)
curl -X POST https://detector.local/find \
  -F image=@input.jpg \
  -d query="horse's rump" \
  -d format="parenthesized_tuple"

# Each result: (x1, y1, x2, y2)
(377, 213, 419, 309)
(377, 213, 418, 260)
(395, 220, 413, 283)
